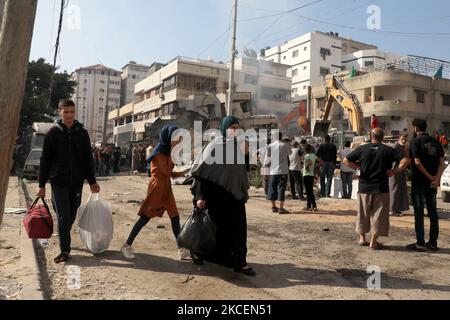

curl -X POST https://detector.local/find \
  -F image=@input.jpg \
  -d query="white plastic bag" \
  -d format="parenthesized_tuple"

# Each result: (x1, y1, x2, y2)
(77, 193, 114, 254)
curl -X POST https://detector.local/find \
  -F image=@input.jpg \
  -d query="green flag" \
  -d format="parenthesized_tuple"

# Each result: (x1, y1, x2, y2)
(435, 65, 443, 78)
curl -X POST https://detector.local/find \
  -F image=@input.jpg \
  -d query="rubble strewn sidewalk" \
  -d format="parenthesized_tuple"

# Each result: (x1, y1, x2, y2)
(0, 177, 43, 300)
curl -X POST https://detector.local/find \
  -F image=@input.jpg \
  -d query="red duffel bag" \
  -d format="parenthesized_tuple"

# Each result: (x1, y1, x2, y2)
(23, 197, 54, 239)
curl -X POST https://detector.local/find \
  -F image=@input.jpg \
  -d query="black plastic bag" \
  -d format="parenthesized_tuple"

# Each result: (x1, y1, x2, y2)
(177, 208, 216, 254)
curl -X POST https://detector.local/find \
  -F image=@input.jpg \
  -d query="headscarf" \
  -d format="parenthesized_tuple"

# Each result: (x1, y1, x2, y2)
(190, 117, 249, 201)
(147, 125, 178, 163)
(219, 116, 240, 138)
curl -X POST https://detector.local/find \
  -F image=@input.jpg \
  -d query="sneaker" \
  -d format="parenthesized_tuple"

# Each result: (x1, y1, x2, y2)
(406, 243, 426, 252)
(279, 208, 290, 215)
(178, 248, 190, 260)
(121, 243, 136, 260)
(425, 242, 439, 251)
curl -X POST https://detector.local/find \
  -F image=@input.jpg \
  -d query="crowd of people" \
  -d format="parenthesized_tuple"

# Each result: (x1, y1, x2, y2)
(37, 99, 446, 273)
(90, 143, 155, 177)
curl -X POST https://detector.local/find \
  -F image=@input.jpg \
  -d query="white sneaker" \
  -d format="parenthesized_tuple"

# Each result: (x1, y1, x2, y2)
(121, 243, 136, 260)
(178, 248, 190, 260)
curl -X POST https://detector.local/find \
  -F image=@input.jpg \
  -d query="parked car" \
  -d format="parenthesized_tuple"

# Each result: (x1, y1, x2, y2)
(22, 148, 42, 179)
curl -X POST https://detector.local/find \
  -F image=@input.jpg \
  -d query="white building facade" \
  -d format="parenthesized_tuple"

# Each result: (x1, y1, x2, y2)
(71, 64, 122, 143)
(264, 31, 377, 101)
(120, 61, 150, 107)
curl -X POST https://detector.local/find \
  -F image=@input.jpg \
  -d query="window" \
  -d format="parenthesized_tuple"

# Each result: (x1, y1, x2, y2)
(244, 74, 258, 85)
(292, 88, 298, 95)
(443, 94, 450, 106)
(320, 67, 330, 76)
(303, 65, 307, 70)
(416, 91, 426, 104)
(304, 46, 308, 51)
(283, 56, 287, 60)
(125, 116, 133, 124)
(364, 61, 374, 67)
(99, 107, 104, 114)
(132, 75, 136, 79)
(99, 88, 105, 93)
(292, 50, 299, 58)
(176, 75, 217, 93)
(260, 86, 291, 103)
(292, 69, 298, 77)
(163, 76, 177, 93)
(320, 48, 331, 60)
(100, 80, 105, 84)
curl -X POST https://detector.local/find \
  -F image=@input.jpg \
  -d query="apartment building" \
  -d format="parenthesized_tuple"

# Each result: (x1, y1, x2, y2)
(310, 67, 450, 136)
(71, 64, 122, 143)
(120, 61, 151, 106)
(263, 31, 377, 101)
(109, 56, 292, 145)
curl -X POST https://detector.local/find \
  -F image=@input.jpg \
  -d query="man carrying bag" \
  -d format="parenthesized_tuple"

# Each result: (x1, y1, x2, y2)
(38, 100, 100, 264)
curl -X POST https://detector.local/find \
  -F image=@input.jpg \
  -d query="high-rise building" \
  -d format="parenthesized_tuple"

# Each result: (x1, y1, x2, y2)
(71, 64, 122, 143)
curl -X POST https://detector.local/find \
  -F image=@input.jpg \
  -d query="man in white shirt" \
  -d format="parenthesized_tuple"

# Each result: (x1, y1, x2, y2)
(264, 133, 292, 214)
(289, 141, 305, 200)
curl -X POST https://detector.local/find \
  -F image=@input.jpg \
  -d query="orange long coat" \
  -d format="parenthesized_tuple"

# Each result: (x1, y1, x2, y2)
(138, 153, 183, 219)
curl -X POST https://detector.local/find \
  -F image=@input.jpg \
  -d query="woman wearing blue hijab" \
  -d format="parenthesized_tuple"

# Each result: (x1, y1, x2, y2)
(121, 125, 189, 260)
(189, 116, 255, 276)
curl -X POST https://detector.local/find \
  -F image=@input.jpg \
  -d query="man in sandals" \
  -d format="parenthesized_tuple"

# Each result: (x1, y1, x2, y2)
(343, 128, 409, 250)
(38, 100, 100, 264)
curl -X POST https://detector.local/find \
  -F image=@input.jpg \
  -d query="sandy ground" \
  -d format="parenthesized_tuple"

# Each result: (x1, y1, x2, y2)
(0, 178, 27, 300)
(5, 174, 450, 300)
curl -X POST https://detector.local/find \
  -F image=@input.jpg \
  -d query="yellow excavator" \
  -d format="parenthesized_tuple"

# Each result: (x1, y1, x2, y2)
(313, 75, 365, 138)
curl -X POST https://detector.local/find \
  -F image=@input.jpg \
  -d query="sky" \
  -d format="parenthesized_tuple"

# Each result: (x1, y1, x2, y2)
(29, 0, 450, 73)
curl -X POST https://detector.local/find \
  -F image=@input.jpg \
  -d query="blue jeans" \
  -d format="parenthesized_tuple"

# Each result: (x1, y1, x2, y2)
(267, 175, 288, 201)
(51, 185, 83, 254)
(411, 185, 439, 246)
(320, 162, 335, 197)
(340, 171, 353, 199)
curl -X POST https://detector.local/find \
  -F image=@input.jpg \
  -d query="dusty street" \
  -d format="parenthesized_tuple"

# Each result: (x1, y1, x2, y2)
(6, 175, 450, 300)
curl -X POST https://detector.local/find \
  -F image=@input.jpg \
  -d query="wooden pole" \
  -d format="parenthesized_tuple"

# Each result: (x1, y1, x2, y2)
(0, 0, 38, 226)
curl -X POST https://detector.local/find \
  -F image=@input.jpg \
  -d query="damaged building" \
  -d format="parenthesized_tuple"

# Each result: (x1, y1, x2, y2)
(108, 56, 292, 146)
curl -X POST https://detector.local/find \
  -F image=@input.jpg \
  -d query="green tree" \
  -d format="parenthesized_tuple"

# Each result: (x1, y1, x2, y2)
(19, 58, 76, 132)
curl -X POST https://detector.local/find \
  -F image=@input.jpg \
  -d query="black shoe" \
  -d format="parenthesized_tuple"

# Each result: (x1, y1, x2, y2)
(234, 267, 256, 277)
(191, 253, 204, 265)
(406, 243, 426, 251)
(425, 242, 439, 251)
(272, 207, 279, 213)
(278, 208, 290, 215)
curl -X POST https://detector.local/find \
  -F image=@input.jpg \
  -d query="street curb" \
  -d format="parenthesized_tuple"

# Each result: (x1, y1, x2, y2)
(18, 178, 44, 300)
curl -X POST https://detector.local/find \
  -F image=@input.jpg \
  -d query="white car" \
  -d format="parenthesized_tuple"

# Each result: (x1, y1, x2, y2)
(441, 161, 450, 202)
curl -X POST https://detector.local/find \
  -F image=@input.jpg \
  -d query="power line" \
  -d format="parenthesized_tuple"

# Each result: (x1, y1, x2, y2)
(292, 14, 450, 36)
(241, 0, 373, 49)
(46, 0, 68, 113)
(197, 6, 234, 59)
(238, 0, 323, 22)
(242, 0, 323, 47)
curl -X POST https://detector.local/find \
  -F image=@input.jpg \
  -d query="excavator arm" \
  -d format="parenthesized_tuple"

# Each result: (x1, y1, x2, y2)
(314, 76, 365, 137)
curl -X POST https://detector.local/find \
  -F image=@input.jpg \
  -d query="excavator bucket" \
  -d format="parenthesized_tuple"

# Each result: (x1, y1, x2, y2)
(313, 120, 331, 137)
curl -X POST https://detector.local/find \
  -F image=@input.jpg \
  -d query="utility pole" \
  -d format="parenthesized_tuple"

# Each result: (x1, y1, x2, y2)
(0, 0, 38, 227)
(226, 0, 238, 116)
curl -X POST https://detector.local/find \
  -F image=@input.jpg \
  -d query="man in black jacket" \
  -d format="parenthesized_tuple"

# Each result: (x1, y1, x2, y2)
(38, 100, 100, 264)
